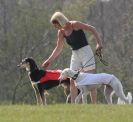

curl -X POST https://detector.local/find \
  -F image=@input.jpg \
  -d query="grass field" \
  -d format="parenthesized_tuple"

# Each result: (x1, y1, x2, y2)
(0, 104, 133, 122)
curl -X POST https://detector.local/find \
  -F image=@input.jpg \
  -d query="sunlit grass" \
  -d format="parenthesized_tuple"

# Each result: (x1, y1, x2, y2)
(0, 104, 133, 122)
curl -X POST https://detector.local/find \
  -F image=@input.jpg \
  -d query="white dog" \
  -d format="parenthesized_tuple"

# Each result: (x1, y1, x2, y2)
(59, 68, 132, 104)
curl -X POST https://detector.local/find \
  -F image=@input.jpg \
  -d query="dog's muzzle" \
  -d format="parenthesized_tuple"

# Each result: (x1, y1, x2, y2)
(17, 64, 21, 67)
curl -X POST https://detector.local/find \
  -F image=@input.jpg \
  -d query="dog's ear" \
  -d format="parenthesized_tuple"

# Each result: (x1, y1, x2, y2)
(66, 70, 72, 77)
(66, 68, 75, 77)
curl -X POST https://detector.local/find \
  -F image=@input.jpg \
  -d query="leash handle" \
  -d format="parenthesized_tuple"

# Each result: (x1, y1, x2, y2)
(95, 48, 102, 58)
(95, 49, 108, 66)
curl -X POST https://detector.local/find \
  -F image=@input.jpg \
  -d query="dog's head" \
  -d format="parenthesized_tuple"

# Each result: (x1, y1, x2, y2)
(18, 57, 38, 72)
(59, 68, 77, 81)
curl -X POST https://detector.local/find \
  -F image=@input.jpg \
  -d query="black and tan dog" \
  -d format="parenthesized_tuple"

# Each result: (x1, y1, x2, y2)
(18, 57, 70, 105)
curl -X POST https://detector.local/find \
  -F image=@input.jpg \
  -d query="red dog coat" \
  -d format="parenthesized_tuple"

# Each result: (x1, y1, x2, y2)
(39, 70, 62, 83)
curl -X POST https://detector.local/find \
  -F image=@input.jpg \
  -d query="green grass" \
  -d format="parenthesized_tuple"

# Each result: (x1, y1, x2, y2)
(0, 104, 133, 122)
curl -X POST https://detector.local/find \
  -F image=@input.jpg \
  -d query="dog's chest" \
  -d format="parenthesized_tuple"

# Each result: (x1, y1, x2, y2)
(29, 70, 45, 82)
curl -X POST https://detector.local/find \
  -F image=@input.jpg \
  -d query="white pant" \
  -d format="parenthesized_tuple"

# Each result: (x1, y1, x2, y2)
(70, 45, 95, 71)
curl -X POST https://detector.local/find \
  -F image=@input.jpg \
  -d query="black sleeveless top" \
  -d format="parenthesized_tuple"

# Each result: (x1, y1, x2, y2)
(65, 29, 89, 50)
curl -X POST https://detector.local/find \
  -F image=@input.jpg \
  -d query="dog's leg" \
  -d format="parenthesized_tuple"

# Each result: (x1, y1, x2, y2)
(109, 76, 129, 104)
(89, 88, 97, 104)
(104, 85, 114, 104)
(66, 93, 71, 103)
(62, 84, 71, 103)
(82, 92, 88, 104)
(39, 90, 47, 105)
(75, 92, 82, 104)
(82, 86, 89, 104)
(32, 85, 42, 105)
(75, 87, 88, 104)
(70, 79, 78, 103)
(117, 97, 125, 104)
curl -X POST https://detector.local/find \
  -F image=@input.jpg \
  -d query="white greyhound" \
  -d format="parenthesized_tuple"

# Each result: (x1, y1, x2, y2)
(59, 68, 132, 104)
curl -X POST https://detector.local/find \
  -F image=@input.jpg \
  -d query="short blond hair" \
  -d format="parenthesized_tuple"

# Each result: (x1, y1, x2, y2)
(50, 12, 69, 27)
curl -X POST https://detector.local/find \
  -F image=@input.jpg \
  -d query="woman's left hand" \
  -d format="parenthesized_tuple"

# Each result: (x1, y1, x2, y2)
(96, 43, 103, 51)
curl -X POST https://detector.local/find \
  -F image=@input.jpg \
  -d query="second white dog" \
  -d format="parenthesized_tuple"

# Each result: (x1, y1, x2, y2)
(59, 68, 132, 104)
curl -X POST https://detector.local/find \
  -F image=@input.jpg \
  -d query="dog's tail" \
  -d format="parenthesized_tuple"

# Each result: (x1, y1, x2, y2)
(117, 92, 132, 104)
(117, 97, 125, 104)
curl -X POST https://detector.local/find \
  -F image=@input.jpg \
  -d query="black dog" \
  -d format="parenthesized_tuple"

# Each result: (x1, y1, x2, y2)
(18, 57, 70, 105)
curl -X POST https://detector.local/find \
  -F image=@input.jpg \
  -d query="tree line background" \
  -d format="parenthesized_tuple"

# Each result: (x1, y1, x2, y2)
(0, 0, 133, 104)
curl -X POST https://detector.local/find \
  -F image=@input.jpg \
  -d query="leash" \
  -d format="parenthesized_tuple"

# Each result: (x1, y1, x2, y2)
(81, 49, 108, 69)
(72, 49, 108, 80)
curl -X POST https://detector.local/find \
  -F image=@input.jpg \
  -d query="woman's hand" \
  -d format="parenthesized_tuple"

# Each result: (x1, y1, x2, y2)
(96, 43, 103, 51)
(95, 43, 103, 57)
(41, 60, 50, 69)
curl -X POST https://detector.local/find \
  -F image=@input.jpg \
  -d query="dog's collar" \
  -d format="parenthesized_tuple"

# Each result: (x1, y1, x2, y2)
(72, 71, 80, 80)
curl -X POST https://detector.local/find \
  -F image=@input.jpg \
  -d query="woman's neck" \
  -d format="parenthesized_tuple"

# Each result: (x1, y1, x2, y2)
(63, 22, 73, 36)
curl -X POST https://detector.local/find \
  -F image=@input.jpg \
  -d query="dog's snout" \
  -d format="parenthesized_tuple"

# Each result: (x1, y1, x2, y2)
(17, 62, 23, 68)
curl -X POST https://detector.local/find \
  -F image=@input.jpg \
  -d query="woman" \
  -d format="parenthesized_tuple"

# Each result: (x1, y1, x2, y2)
(42, 12, 103, 104)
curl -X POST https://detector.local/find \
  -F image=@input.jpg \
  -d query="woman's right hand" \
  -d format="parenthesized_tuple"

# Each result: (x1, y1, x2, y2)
(41, 60, 51, 69)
